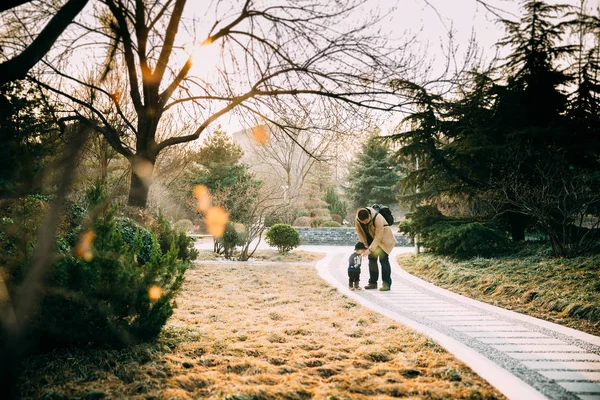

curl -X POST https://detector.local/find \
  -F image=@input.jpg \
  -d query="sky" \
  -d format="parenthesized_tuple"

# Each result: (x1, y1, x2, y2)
(183, 0, 590, 134)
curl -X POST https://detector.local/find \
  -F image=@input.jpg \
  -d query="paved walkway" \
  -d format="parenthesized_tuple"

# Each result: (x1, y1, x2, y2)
(195, 241, 600, 400)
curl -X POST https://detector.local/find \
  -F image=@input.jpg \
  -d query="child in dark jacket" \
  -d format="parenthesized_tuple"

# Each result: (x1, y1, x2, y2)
(348, 242, 367, 290)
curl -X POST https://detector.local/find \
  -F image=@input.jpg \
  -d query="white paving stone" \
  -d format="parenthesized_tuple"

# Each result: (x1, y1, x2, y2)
(452, 325, 530, 332)
(429, 315, 499, 321)
(445, 321, 510, 327)
(479, 337, 566, 345)
(491, 344, 585, 353)
(523, 361, 600, 370)
(462, 331, 549, 338)
(557, 381, 600, 393)
(507, 352, 600, 361)
(415, 311, 479, 315)
(539, 370, 600, 381)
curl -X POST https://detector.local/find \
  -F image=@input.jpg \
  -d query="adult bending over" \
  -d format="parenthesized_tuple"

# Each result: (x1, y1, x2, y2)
(355, 207, 396, 291)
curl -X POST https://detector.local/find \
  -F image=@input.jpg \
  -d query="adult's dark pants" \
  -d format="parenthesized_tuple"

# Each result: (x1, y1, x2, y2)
(367, 246, 392, 287)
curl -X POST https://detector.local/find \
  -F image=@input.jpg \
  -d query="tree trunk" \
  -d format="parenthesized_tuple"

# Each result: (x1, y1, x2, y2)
(507, 212, 526, 242)
(127, 155, 155, 207)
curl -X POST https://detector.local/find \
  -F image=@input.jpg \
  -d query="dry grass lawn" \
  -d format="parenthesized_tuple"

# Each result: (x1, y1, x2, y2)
(17, 257, 504, 399)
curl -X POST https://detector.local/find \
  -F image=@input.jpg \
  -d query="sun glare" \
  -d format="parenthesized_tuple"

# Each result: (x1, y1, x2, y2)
(188, 39, 221, 79)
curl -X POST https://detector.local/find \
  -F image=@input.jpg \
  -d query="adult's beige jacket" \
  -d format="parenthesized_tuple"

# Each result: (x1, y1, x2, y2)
(355, 207, 396, 255)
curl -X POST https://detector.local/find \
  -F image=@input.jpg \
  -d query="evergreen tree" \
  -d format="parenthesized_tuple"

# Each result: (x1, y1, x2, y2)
(322, 187, 347, 218)
(0, 81, 58, 197)
(497, 1, 573, 129)
(192, 127, 261, 222)
(347, 136, 400, 209)
(393, 1, 600, 253)
(193, 126, 247, 191)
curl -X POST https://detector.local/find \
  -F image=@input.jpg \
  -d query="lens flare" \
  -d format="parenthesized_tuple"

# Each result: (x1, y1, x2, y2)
(251, 125, 269, 145)
(193, 185, 211, 212)
(148, 285, 163, 302)
(132, 158, 154, 185)
(75, 230, 96, 262)
(205, 206, 229, 238)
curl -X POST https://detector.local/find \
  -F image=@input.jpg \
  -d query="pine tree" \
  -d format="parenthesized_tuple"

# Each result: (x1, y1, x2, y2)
(347, 136, 400, 209)
(0, 81, 59, 197)
(496, 0, 573, 129)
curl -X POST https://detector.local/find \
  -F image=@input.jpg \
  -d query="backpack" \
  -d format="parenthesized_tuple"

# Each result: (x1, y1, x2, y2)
(371, 204, 394, 227)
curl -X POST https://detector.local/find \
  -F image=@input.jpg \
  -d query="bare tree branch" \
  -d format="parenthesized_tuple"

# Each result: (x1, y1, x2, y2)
(0, 0, 90, 86)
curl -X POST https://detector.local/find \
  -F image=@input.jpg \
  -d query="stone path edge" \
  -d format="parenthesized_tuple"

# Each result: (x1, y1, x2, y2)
(315, 251, 547, 400)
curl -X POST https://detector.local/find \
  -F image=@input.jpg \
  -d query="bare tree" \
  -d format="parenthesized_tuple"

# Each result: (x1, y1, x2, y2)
(211, 180, 284, 261)
(491, 147, 600, 257)
(235, 119, 346, 203)
(29, 0, 419, 207)
(0, 0, 90, 85)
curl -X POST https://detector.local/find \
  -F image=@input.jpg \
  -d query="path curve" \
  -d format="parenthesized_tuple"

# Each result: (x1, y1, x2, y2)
(305, 245, 600, 400)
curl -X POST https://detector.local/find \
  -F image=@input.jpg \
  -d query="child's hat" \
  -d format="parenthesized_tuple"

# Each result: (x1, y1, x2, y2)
(354, 242, 367, 250)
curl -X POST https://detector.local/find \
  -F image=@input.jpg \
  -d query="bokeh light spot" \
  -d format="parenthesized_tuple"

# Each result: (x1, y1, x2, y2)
(205, 206, 229, 238)
(75, 230, 96, 262)
(193, 184, 211, 212)
(148, 285, 163, 302)
(251, 126, 269, 145)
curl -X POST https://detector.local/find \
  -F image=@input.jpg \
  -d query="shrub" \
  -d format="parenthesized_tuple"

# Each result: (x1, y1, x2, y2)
(215, 222, 246, 259)
(15, 206, 187, 348)
(297, 210, 309, 217)
(400, 205, 511, 258)
(312, 215, 332, 227)
(173, 219, 193, 233)
(321, 221, 342, 228)
(154, 216, 198, 263)
(292, 216, 312, 227)
(330, 214, 343, 224)
(265, 224, 301, 253)
(313, 208, 331, 218)
(115, 217, 154, 264)
(427, 222, 511, 258)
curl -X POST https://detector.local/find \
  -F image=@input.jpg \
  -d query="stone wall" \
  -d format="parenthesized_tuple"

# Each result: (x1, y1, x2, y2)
(295, 227, 410, 246)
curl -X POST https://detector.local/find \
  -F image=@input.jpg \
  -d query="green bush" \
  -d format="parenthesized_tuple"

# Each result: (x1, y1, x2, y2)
(115, 217, 154, 264)
(265, 224, 300, 254)
(321, 221, 342, 228)
(215, 222, 246, 259)
(19, 206, 187, 348)
(428, 222, 511, 258)
(155, 216, 198, 263)
(400, 205, 511, 258)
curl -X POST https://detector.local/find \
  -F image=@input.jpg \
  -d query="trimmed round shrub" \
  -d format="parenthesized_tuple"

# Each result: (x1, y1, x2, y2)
(313, 209, 331, 218)
(173, 219, 193, 233)
(321, 221, 342, 228)
(330, 214, 343, 224)
(312, 215, 332, 227)
(292, 216, 312, 227)
(265, 224, 301, 253)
